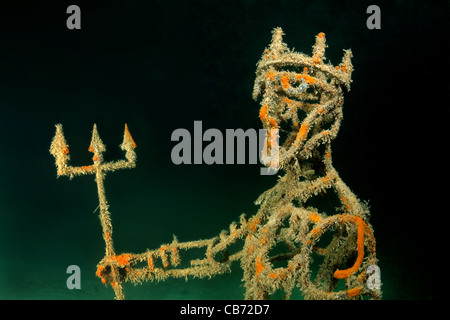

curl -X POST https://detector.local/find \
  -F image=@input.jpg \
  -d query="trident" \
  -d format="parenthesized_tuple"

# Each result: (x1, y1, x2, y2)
(50, 124, 137, 300)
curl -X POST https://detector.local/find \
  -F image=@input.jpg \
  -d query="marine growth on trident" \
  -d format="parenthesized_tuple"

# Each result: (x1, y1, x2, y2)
(50, 28, 382, 300)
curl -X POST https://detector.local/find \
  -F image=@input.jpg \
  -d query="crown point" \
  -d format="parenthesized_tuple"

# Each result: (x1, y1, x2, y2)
(312, 32, 327, 64)
(268, 27, 289, 57)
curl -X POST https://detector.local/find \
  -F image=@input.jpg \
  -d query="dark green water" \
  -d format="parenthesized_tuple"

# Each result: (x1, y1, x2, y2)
(0, 0, 443, 300)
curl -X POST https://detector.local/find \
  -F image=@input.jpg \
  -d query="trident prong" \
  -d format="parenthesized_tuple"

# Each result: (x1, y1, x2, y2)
(50, 124, 137, 300)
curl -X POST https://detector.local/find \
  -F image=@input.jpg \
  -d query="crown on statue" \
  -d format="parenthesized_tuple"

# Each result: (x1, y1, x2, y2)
(253, 28, 353, 102)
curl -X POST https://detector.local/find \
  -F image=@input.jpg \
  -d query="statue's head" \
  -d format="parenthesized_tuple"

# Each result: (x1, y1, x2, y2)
(253, 28, 353, 171)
